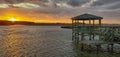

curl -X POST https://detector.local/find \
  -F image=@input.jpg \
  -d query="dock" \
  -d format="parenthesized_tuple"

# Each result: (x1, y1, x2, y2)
(71, 13, 120, 53)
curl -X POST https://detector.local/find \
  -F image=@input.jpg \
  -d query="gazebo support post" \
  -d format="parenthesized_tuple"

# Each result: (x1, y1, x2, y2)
(93, 19, 95, 40)
(72, 19, 74, 40)
(89, 20, 92, 40)
(76, 20, 79, 42)
(75, 19, 77, 41)
(111, 44, 114, 52)
(99, 19, 102, 40)
(81, 20, 85, 40)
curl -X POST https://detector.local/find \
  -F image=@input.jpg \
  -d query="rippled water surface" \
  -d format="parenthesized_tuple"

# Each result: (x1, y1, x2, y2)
(0, 25, 74, 57)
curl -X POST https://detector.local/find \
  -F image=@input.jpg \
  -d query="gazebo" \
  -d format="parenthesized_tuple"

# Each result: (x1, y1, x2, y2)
(71, 13, 103, 42)
(71, 13, 120, 53)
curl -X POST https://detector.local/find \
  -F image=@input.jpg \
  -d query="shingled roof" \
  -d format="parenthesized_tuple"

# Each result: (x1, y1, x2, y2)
(71, 13, 103, 20)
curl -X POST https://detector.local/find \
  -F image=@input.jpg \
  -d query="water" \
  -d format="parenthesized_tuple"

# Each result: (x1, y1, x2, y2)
(0, 25, 74, 57)
(0, 25, 120, 57)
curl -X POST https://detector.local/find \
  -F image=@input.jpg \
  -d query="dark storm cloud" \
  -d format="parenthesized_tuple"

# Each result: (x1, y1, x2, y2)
(0, 0, 119, 7)
(24, 0, 120, 15)
(37, 0, 90, 7)
(0, 0, 119, 13)
(106, 2, 120, 9)
(4, 0, 26, 3)
(67, 0, 89, 7)
(92, 0, 120, 6)
(0, 0, 40, 4)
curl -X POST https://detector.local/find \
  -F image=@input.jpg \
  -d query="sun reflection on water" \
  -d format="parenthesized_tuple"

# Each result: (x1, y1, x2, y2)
(3, 26, 29, 57)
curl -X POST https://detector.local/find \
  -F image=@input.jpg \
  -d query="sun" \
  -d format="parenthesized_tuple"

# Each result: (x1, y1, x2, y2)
(8, 17, 18, 22)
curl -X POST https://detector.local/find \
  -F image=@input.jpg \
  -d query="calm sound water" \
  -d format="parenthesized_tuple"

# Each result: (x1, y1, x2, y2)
(0, 25, 75, 57)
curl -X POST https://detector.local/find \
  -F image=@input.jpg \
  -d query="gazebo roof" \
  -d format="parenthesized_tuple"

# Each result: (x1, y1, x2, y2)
(71, 13, 103, 20)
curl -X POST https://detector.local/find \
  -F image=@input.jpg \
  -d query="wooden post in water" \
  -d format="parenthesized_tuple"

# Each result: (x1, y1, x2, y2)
(89, 20, 92, 40)
(111, 44, 114, 52)
(76, 20, 79, 42)
(81, 20, 85, 40)
(93, 19, 95, 40)
(72, 19, 80, 43)
(99, 19, 102, 40)
(72, 19, 74, 41)
(96, 44, 101, 54)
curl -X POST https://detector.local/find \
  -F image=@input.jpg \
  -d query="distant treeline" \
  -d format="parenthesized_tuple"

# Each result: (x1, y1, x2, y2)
(0, 20, 71, 26)
(0, 20, 34, 25)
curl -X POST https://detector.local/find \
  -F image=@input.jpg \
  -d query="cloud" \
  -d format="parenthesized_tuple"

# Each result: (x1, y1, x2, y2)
(0, 4, 9, 8)
(67, 0, 89, 7)
(13, 3, 40, 8)
(4, 0, 25, 4)
(0, 0, 120, 24)
(95, 1, 120, 12)
(91, 0, 120, 6)
(105, 2, 120, 10)
(81, 0, 98, 7)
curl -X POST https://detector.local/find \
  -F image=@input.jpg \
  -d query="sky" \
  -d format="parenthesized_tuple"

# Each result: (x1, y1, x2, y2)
(0, 0, 120, 24)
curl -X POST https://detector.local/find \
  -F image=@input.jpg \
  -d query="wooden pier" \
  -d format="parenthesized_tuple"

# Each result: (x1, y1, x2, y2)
(71, 13, 120, 53)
